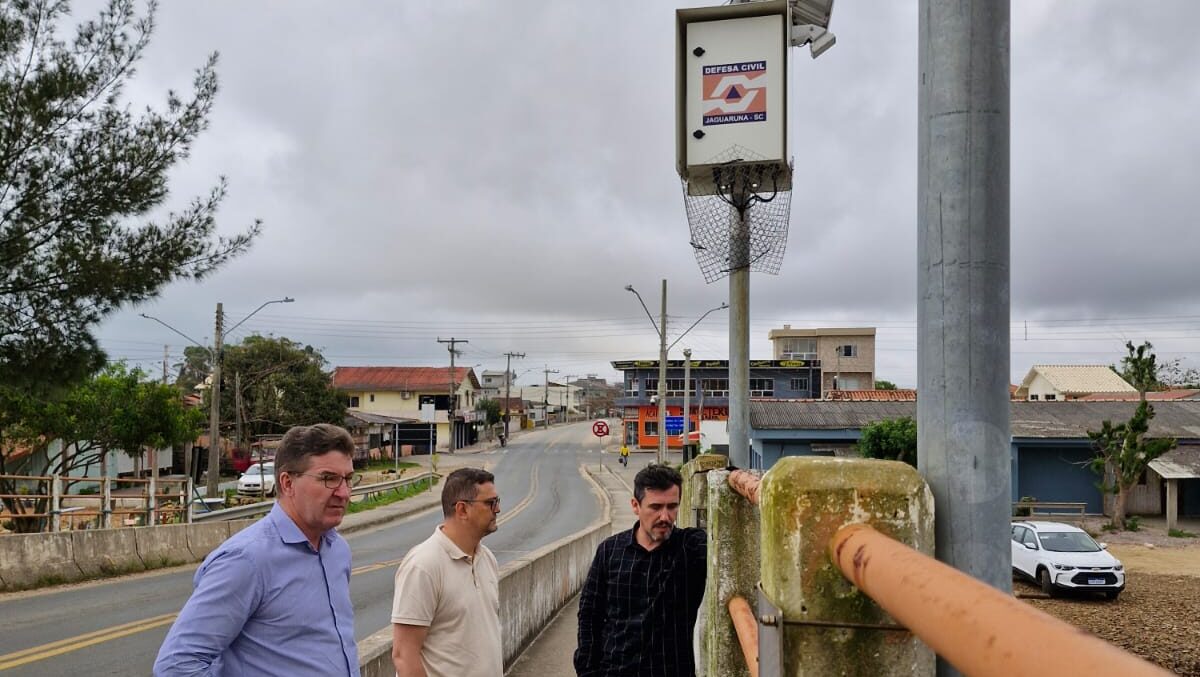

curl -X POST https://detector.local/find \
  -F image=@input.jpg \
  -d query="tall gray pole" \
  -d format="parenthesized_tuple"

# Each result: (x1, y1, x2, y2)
(438, 337, 468, 451)
(728, 211, 750, 468)
(503, 351, 524, 440)
(682, 348, 692, 463)
(206, 303, 223, 498)
(917, 4, 1012, 669)
(656, 279, 668, 464)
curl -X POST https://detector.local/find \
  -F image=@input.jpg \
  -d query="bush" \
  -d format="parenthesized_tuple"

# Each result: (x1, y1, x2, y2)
(1126, 515, 1141, 532)
(1014, 496, 1037, 517)
(1168, 528, 1197, 538)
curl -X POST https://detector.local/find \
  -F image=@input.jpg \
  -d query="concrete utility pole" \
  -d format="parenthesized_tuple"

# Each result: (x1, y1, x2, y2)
(503, 351, 524, 440)
(438, 337, 468, 452)
(656, 279, 668, 464)
(918, 9, 1012, 677)
(543, 366, 559, 428)
(207, 303, 224, 498)
(682, 348, 692, 463)
(728, 210, 750, 468)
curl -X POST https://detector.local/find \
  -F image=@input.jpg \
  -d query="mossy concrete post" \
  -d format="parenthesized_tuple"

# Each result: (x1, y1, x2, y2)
(759, 457, 935, 676)
(702, 468, 760, 677)
(680, 454, 727, 529)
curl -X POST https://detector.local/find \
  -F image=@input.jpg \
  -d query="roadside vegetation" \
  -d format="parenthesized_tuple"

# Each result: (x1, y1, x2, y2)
(347, 477, 437, 514)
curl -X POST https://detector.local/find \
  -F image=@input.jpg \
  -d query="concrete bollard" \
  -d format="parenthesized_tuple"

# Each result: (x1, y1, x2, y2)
(680, 454, 727, 529)
(759, 457, 935, 676)
(701, 469, 761, 677)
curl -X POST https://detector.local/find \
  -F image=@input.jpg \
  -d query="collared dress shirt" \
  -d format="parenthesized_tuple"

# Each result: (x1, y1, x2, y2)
(574, 522, 707, 677)
(153, 503, 359, 676)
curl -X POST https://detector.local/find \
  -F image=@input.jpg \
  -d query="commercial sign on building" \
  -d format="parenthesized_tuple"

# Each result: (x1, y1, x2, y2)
(611, 359, 819, 370)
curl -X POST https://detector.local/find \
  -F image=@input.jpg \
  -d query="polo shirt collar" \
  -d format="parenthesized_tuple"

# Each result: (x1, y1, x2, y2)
(433, 525, 472, 562)
(268, 502, 334, 549)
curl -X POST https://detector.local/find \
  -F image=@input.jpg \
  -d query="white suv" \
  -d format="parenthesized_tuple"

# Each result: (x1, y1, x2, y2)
(1011, 521, 1124, 600)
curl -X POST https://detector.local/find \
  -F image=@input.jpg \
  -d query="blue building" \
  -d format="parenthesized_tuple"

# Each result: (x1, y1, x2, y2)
(748, 399, 1200, 518)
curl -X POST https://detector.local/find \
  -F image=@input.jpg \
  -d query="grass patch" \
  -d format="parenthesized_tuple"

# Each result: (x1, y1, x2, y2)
(347, 477, 437, 514)
(1169, 528, 1198, 538)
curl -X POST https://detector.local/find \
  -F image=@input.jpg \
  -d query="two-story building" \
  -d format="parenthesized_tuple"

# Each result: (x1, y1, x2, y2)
(767, 326, 876, 395)
(332, 366, 481, 451)
(612, 358, 821, 449)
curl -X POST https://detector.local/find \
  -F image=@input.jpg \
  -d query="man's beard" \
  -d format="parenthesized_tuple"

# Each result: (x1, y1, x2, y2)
(645, 521, 674, 542)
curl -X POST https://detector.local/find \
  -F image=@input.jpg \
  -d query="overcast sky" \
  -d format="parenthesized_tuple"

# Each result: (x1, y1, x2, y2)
(95, 1, 1200, 389)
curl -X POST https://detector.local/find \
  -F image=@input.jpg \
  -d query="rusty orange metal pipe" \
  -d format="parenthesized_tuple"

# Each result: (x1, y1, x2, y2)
(727, 595, 758, 677)
(727, 469, 760, 505)
(829, 524, 1169, 677)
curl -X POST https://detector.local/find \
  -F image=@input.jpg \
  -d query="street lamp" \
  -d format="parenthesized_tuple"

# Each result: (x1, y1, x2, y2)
(141, 296, 294, 499)
(626, 281, 726, 464)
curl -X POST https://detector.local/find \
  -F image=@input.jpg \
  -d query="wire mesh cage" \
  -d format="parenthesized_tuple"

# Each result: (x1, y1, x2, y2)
(681, 145, 793, 284)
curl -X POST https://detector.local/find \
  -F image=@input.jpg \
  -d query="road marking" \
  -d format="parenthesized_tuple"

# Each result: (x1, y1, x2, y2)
(0, 442, 553, 668)
(0, 612, 178, 670)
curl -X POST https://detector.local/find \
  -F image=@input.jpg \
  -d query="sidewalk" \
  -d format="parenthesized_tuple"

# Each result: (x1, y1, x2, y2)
(506, 456, 661, 677)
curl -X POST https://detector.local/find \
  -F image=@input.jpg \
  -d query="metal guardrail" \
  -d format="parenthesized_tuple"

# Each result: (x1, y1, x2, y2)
(192, 472, 438, 523)
(1011, 500, 1087, 523)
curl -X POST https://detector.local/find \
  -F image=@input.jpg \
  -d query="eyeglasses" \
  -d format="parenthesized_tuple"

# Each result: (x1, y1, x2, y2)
(459, 497, 500, 510)
(290, 472, 363, 489)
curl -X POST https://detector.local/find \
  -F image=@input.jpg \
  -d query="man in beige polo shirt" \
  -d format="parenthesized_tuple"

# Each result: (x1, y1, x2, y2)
(391, 467, 502, 677)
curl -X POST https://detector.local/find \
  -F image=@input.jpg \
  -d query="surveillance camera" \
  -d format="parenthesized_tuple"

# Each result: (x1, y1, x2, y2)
(791, 24, 836, 59)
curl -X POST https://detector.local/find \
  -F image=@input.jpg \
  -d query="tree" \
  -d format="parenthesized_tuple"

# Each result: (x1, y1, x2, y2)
(476, 398, 501, 426)
(0, 0, 258, 391)
(217, 336, 344, 447)
(857, 417, 917, 467)
(873, 380, 897, 390)
(0, 364, 202, 532)
(1088, 342, 1177, 530)
(1157, 357, 1200, 389)
(174, 345, 213, 393)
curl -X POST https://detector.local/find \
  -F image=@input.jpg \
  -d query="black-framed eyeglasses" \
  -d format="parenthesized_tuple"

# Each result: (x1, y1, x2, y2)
(459, 497, 500, 510)
(291, 472, 363, 489)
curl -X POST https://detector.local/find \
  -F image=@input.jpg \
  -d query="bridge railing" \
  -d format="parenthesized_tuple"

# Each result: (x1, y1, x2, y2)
(0, 474, 190, 533)
(682, 456, 1169, 677)
(192, 472, 437, 523)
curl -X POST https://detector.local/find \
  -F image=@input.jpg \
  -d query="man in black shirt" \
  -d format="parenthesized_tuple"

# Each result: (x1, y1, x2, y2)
(574, 464, 707, 677)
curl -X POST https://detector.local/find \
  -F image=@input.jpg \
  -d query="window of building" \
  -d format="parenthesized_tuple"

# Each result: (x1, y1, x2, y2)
(369, 393, 375, 403)
(1044, 394, 1057, 401)
(780, 337, 817, 360)
(645, 420, 659, 436)
(837, 344, 858, 358)
(625, 377, 639, 397)
(1029, 394, 1039, 401)
(749, 378, 774, 397)
(644, 378, 658, 394)
(666, 379, 694, 397)
(790, 377, 810, 392)
(702, 379, 728, 397)
(347, 396, 360, 408)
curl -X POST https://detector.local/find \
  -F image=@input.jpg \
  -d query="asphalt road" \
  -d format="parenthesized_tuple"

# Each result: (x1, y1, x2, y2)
(0, 422, 608, 676)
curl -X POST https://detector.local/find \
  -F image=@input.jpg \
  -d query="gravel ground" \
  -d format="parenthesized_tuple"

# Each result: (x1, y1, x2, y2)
(1015, 551, 1200, 675)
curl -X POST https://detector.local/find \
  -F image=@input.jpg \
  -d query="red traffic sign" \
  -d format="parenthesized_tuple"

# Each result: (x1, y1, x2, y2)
(592, 421, 610, 437)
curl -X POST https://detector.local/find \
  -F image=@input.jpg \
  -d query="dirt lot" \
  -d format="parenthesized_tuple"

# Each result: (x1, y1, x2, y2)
(1014, 536, 1200, 676)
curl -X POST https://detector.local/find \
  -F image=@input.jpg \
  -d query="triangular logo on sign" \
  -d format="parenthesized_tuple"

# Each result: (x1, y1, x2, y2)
(724, 86, 742, 101)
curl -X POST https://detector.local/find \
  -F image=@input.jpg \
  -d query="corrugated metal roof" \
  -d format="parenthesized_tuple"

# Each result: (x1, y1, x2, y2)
(1077, 390, 1200, 401)
(346, 411, 419, 425)
(1017, 365, 1136, 396)
(825, 389, 917, 402)
(751, 400, 1200, 439)
(1148, 445, 1200, 480)
(332, 366, 479, 393)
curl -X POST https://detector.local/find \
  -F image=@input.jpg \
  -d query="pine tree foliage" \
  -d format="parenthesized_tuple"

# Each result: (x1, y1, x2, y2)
(0, 0, 258, 389)
(1088, 341, 1177, 530)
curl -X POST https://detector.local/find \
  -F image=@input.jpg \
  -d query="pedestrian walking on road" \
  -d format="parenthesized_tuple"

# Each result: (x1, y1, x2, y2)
(154, 423, 362, 676)
(574, 463, 707, 677)
(391, 467, 503, 677)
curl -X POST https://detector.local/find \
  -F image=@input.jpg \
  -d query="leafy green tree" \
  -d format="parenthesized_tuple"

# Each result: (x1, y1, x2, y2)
(857, 417, 917, 466)
(0, 364, 202, 532)
(1089, 342, 1177, 530)
(174, 345, 213, 393)
(217, 336, 344, 447)
(476, 398, 502, 426)
(0, 0, 258, 391)
(873, 380, 897, 390)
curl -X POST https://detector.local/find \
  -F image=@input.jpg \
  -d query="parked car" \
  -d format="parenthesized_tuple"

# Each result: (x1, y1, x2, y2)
(1011, 521, 1124, 599)
(236, 462, 276, 497)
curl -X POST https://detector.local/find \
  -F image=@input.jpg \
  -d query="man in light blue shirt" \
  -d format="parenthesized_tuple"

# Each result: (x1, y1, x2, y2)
(154, 423, 363, 676)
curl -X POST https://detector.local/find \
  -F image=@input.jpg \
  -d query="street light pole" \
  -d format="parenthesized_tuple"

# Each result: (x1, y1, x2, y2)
(626, 282, 726, 465)
(141, 296, 294, 498)
(682, 347, 692, 463)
